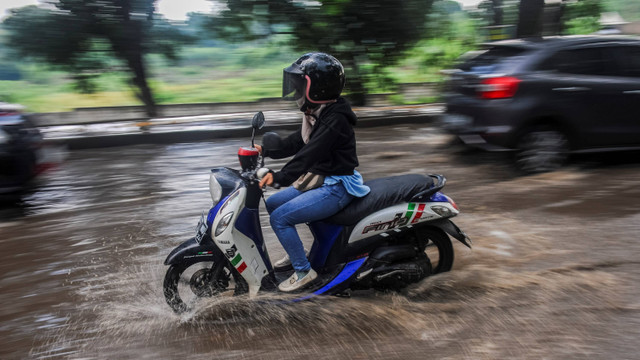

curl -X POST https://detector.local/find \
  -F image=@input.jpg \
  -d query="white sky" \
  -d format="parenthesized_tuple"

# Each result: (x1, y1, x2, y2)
(457, 0, 484, 7)
(156, 0, 213, 21)
(1, 0, 39, 20)
(0, 0, 214, 21)
(1, 0, 484, 21)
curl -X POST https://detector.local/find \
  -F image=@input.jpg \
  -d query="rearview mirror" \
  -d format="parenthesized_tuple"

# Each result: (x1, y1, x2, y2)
(252, 111, 265, 130)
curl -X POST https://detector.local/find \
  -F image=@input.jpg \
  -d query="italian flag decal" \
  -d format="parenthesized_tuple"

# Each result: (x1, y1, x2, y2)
(406, 203, 426, 224)
(231, 252, 248, 273)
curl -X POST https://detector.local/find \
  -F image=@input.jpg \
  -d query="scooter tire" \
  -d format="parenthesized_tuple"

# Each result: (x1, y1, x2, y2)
(416, 227, 454, 274)
(163, 260, 248, 314)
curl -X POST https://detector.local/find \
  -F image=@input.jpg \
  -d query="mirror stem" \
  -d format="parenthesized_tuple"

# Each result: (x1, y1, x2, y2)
(251, 128, 256, 148)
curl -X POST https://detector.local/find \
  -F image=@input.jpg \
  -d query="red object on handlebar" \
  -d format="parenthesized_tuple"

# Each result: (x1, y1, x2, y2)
(238, 147, 259, 156)
(238, 147, 260, 172)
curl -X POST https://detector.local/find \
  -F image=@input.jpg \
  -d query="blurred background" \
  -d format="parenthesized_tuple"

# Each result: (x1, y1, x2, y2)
(0, 0, 638, 114)
(2, 1, 640, 360)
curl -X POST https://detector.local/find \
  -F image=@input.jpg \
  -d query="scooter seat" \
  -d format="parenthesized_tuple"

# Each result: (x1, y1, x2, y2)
(326, 174, 434, 226)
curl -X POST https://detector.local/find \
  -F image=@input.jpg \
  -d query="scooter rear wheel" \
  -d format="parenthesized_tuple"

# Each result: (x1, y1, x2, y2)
(417, 227, 454, 274)
(163, 260, 248, 314)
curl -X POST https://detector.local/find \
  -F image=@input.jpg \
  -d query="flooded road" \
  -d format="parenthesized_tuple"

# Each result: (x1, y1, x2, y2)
(1, 124, 640, 359)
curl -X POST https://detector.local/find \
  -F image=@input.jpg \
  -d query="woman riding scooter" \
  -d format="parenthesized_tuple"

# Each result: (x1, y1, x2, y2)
(257, 52, 370, 292)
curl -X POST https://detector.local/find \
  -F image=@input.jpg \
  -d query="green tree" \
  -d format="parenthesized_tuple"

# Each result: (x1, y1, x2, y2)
(474, 0, 504, 26)
(426, 0, 463, 40)
(209, 0, 433, 105)
(471, 0, 519, 40)
(604, 0, 640, 21)
(512, 0, 603, 38)
(562, 0, 603, 34)
(3, 1, 192, 116)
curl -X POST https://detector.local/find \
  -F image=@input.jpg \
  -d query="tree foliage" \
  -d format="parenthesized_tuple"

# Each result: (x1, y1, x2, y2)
(472, 0, 603, 39)
(604, 0, 640, 21)
(475, 0, 504, 26)
(209, 0, 434, 105)
(470, 0, 519, 39)
(562, 0, 603, 35)
(3, 1, 192, 115)
(425, 0, 463, 40)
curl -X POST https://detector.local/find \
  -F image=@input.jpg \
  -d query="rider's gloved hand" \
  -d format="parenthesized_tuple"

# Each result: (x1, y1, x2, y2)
(257, 168, 278, 189)
(256, 167, 270, 179)
(259, 172, 274, 188)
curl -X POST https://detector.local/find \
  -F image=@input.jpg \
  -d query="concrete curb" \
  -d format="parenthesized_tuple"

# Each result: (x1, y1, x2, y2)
(41, 106, 443, 150)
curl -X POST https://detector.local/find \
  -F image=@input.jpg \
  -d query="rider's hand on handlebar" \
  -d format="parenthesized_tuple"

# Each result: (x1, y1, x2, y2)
(255, 144, 262, 154)
(259, 172, 274, 188)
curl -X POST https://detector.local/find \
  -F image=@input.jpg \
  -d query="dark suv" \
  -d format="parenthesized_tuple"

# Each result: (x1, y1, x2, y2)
(441, 35, 640, 173)
(0, 102, 43, 194)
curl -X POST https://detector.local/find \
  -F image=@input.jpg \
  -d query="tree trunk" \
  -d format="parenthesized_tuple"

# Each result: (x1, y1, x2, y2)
(127, 53, 157, 117)
(492, 0, 503, 26)
(543, 3, 565, 36)
(517, 0, 545, 38)
(109, 1, 157, 118)
(343, 56, 367, 106)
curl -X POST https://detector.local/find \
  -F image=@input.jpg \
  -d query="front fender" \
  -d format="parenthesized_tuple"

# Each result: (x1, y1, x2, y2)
(429, 219, 472, 248)
(164, 237, 223, 266)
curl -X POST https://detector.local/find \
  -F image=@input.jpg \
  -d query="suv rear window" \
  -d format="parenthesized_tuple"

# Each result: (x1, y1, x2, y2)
(458, 46, 529, 74)
(537, 47, 618, 76)
(616, 45, 640, 77)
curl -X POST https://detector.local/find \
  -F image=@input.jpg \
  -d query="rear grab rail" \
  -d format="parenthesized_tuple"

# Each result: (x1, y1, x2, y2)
(409, 174, 446, 202)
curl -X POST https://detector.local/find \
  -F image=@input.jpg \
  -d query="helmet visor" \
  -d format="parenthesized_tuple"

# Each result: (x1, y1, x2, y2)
(282, 70, 306, 101)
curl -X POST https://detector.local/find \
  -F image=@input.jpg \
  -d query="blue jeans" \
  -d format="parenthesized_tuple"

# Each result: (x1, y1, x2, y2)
(266, 183, 354, 272)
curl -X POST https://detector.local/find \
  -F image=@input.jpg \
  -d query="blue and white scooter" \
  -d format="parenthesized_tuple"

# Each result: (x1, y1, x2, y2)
(163, 112, 471, 313)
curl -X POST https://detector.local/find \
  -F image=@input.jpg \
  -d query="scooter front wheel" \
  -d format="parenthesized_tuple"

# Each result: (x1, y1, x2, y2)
(163, 260, 248, 314)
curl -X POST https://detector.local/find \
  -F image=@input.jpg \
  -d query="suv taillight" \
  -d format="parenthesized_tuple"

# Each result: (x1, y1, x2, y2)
(478, 76, 521, 99)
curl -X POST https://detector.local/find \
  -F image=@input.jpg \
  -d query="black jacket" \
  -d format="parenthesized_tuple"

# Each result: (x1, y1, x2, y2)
(265, 97, 359, 187)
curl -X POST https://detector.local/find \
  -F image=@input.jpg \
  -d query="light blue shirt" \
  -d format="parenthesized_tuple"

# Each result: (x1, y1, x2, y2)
(324, 170, 370, 198)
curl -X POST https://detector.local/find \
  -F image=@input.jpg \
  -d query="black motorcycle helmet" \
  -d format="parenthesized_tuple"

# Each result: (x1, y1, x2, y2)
(282, 52, 345, 112)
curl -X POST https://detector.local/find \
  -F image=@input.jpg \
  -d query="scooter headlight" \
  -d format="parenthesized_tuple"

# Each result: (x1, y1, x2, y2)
(215, 212, 234, 236)
(209, 173, 222, 203)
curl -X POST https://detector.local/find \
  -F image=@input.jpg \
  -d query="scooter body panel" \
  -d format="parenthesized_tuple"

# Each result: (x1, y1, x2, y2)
(307, 221, 345, 271)
(212, 187, 270, 296)
(348, 201, 459, 243)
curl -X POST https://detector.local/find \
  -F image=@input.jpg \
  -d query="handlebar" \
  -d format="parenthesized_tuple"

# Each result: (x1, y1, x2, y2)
(255, 167, 280, 189)
(256, 167, 270, 179)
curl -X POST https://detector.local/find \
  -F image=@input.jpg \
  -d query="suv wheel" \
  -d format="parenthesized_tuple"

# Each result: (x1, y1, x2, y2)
(514, 127, 569, 174)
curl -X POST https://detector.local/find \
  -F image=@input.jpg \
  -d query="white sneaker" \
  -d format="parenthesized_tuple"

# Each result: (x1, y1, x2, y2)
(278, 269, 318, 292)
(273, 249, 309, 270)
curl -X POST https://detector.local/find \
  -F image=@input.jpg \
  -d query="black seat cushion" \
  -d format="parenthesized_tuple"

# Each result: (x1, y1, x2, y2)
(327, 174, 434, 226)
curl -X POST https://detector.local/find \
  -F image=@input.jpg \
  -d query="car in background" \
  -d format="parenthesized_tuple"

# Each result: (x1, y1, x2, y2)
(0, 102, 44, 194)
(440, 35, 640, 173)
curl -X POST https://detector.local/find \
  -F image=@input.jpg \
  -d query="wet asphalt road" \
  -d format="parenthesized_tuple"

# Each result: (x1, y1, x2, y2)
(1, 124, 640, 359)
